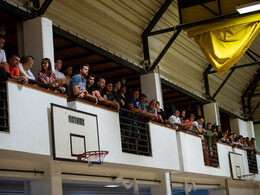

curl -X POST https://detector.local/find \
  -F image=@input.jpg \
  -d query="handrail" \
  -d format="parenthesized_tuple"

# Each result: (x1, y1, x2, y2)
(119, 108, 151, 156)
(0, 81, 9, 132)
(28, 79, 63, 94)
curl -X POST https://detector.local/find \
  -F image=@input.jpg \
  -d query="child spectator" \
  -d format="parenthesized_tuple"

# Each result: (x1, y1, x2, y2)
(38, 58, 65, 89)
(0, 36, 7, 71)
(19, 55, 35, 80)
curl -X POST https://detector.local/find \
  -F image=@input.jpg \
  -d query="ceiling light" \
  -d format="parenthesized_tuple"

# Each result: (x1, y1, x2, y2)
(236, 1, 260, 14)
(105, 185, 120, 188)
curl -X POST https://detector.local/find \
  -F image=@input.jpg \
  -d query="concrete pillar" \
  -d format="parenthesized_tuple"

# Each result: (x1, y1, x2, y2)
(22, 17, 55, 76)
(30, 162, 62, 195)
(151, 173, 172, 195)
(203, 102, 220, 126)
(140, 72, 163, 109)
(230, 118, 255, 138)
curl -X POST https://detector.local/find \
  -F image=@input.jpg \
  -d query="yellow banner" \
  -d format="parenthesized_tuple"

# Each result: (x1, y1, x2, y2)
(185, 13, 260, 75)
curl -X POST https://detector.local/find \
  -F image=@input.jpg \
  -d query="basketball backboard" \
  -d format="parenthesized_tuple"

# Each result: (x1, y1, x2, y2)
(51, 104, 100, 163)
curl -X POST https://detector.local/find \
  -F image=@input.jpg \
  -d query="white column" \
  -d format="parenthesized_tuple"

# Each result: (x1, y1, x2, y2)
(22, 17, 55, 76)
(203, 102, 220, 126)
(151, 173, 172, 195)
(140, 72, 163, 109)
(230, 118, 255, 138)
(30, 162, 62, 195)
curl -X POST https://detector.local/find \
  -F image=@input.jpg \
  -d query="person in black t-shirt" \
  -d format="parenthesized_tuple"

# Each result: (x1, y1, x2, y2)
(86, 73, 96, 96)
(112, 80, 121, 103)
(95, 78, 120, 110)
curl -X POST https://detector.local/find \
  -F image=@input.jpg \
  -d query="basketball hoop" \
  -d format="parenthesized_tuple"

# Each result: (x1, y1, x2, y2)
(77, 150, 109, 167)
(237, 173, 255, 181)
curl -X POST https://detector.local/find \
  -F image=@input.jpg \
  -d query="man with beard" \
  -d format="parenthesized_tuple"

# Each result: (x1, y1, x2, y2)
(67, 64, 89, 99)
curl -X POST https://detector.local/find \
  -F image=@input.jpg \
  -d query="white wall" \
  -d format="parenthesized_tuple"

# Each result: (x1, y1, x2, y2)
(230, 118, 255, 138)
(68, 101, 180, 171)
(0, 81, 67, 155)
(177, 131, 232, 177)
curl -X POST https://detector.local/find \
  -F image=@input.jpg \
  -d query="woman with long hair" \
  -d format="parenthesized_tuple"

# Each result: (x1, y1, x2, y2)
(38, 58, 65, 89)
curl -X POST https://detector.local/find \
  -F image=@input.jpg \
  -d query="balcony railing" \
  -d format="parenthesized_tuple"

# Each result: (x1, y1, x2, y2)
(119, 108, 152, 156)
(0, 81, 8, 132)
(180, 128, 220, 168)
(247, 149, 258, 174)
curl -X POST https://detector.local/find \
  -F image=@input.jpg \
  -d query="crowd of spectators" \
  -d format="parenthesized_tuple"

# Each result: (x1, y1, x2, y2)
(0, 35, 257, 153)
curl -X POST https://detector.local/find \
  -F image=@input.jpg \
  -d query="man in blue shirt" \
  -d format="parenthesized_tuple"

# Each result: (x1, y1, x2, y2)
(67, 64, 97, 103)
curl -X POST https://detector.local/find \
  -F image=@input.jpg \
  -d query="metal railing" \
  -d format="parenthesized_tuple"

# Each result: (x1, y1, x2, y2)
(180, 128, 219, 167)
(0, 81, 9, 132)
(247, 149, 258, 174)
(202, 135, 219, 167)
(28, 79, 63, 94)
(119, 108, 152, 156)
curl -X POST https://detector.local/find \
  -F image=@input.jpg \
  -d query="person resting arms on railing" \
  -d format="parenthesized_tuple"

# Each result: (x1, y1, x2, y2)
(139, 94, 156, 121)
(67, 64, 97, 103)
(156, 101, 167, 122)
(103, 80, 120, 110)
(147, 99, 163, 122)
(54, 58, 68, 89)
(19, 55, 35, 80)
(183, 113, 195, 130)
(124, 89, 142, 114)
(112, 80, 121, 104)
(2, 54, 28, 84)
(94, 78, 119, 110)
(38, 58, 65, 92)
(219, 129, 230, 144)
(190, 116, 206, 135)
(168, 110, 193, 130)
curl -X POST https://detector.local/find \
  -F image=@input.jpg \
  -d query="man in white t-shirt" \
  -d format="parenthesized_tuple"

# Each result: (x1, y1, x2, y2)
(168, 110, 192, 130)
(55, 58, 68, 85)
(0, 36, 7, 71)
(191, 116, 205, 134)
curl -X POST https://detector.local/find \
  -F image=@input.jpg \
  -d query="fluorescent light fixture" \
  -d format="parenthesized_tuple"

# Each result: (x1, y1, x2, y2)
(105, 185, 120, 188)
(236, 1, 260, 14)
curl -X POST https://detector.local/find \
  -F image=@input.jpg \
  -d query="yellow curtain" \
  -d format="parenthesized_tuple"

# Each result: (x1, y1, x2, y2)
(185, 13, 260, 75)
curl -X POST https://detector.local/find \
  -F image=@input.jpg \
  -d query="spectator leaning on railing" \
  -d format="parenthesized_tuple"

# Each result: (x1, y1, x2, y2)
(38, 58, 65, 91)
(103, 80, 120, 110)
(19, 55, 35, 80)
(67, 64, 97, 104)
(168, 110, 192, 130)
